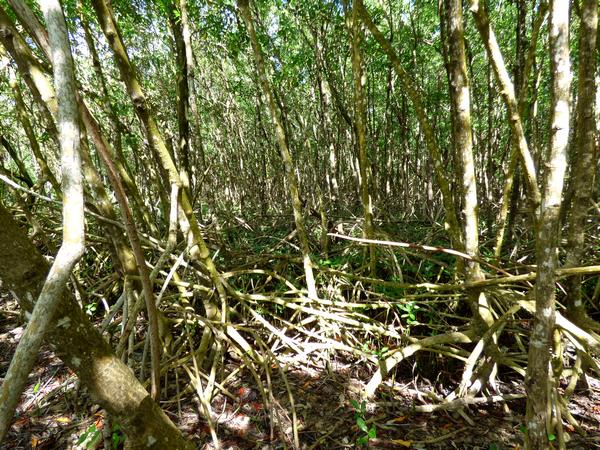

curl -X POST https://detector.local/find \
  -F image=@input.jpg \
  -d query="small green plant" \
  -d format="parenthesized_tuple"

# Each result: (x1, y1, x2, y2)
(77, 424, 102, 449)
(359, 343, 389, 360)
(77, 422, 124, 449)
(397, 301, 419, 325)
(350, 399, 376, 446)
(111, 423, 125, 448)
(84, 301, 97, 317)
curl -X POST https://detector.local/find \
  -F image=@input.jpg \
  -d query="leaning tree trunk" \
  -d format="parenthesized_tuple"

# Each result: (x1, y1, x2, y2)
(525, 0, 571, 448)
(469, 0, 540, 210)
(0, 0, 85, 439)
(358, 3, 462, 250)
(0, 203, 192, 449)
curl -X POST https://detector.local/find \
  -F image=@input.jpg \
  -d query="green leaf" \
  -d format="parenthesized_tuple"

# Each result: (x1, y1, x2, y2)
(33, 381, 40, 393)
(77, 424, 97, 445)
(357, 435, 368, 446)
(350, 399, 360, 410)
(368, 426, 377, 438)
(112, 431, 125, 447)
(519, 424, 527, 434)
(76, 431, 90, 445)
(356, 417, 369, 433)
(548, 434, 556, 441)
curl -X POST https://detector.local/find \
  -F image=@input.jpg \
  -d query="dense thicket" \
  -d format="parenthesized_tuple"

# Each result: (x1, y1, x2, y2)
(0, 0, 599, 448)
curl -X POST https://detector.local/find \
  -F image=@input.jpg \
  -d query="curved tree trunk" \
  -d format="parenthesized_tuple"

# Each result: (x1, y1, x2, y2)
(358, 3, 462, 250)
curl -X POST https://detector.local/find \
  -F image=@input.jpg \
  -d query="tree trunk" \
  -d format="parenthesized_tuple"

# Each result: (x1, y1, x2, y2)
(525, 0, 571, 447)
(0, 0, 85, 439)
(0, 202, 192, 449)
(469, 0, 540, 209)
(358, 3, 462, 249)
(349, 0, 376, 276)
(443, 0, 492, 333)
(237, 0, 318, 299)
(563, 0, 597, 326)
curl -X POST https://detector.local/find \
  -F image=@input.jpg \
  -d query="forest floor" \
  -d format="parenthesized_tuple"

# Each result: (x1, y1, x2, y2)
(2, 297, 600, 450)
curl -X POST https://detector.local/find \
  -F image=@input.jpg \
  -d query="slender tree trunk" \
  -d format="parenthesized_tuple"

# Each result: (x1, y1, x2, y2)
(9, 70, 60, 194)
(167, 0, 192, 190)
(0, 134, 34, 188)
(0, 0, 85, 439)
(469, 0, 540, 209)
(358, 3, 462, 250)
(349, 0, 376, 276)
(179, 0, 206, 176)
(563, 0, 597, 326)
(443, 0, 492, 333)
(525, 0, 571, 447)
(237, 0, 318, 299)
(494, 1, 548, 257)
(75, 0, 154, 234)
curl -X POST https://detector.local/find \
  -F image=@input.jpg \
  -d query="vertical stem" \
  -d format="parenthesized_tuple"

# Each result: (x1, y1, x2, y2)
(349, 0, 376, 276)
(237, 0, 318, 299)
(525, 0, 571, 447)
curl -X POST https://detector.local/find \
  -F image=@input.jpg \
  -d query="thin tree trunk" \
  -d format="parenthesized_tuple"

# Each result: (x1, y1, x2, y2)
(563, 0, 597, 326)
(493, 1, 548, 256)
(358, 3, 462, 249)
(349, 0, 376, 276)
(89, 0, 249, 371)
(525, 0, 571, 447)
(237, 0, 318, 299)
(0, 0, 84, 439)
(469, 0, 541, 209)
(179, 0, 206, 175)
(75, 0, 154, 234)
(167, 0, 192, 190)
(9, 70, 60, 194)
(443, 0, 492, 333)
(0, 134, 34, 188)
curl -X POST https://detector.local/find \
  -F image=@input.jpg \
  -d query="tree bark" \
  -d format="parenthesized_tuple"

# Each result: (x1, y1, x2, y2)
(525, 0, 571, 447)
(564, 0, 597, 326)
(469, 0, 541, 209)
(0, 203, 192, 449)
(0, 0, 85, 439)
(358, 3, 462, 250)
(349, 0, 376, 276)
(167, 0, 193, 190)
(237, 0, 318, 299)
(443, 0, 492, 333)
